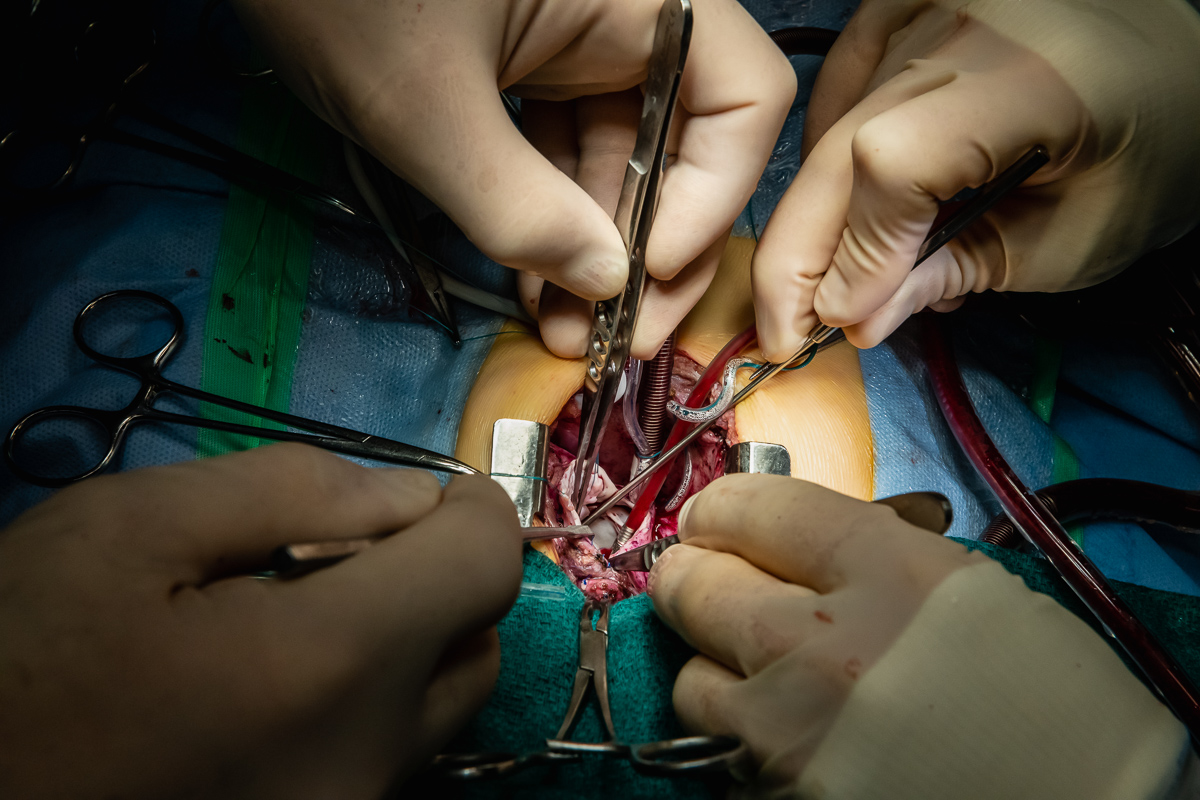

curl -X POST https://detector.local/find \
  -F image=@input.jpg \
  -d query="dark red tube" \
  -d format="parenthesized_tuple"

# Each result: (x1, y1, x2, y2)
(923, 318, 1200, 736)
(625, 325, 758, 533)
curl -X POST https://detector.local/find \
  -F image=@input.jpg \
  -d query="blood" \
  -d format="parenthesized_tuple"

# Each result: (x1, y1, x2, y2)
(539, 351, 733, 602)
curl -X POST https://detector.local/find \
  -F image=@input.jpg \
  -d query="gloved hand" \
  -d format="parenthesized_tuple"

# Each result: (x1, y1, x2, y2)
(0, 444, 523, 799)
(650, 474, 1191, 799)
(231, 0, 796, 359)
(753, 0, 1200, 359)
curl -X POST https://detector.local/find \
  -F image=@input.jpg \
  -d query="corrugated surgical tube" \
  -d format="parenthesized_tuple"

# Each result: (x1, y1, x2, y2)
(923, 318, 1200, 736)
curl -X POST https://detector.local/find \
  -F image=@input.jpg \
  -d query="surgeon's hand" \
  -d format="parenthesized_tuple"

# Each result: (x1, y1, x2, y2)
(650, 474, 1189, 799)
(231, 0, 795, 360)
(753, 0, 1200, 359)
(0, 445, 522, 799)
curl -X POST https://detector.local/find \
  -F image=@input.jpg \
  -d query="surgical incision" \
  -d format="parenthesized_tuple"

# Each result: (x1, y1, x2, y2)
(538, 353, 735, 604)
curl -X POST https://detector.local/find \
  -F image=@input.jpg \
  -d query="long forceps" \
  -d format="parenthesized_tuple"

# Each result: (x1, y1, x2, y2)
(571, 0, 692, 508)
(434, 601, 745, 780)
(584, 146, 1051, 525)
(5, 290, 478, 487)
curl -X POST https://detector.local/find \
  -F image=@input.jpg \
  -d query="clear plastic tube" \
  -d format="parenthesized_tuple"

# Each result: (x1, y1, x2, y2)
(519, 582, 569, 601)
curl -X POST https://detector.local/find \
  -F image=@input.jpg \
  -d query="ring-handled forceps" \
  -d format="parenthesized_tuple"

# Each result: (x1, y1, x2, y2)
(434, 601, 746, 780)
(556, 600, 617, 742)
(5, 290, 479, 488)
(571, 0, 692, 509)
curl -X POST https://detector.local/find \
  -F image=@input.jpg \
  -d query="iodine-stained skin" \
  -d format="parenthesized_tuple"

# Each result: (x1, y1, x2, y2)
(454, 235, 875, 603)
(539, 353, 732, 603)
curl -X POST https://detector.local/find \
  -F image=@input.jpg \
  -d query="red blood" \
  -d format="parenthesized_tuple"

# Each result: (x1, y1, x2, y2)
(541, 345, 744, 602)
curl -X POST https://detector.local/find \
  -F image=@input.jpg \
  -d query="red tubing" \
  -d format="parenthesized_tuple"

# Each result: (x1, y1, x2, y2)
(923, 318, 1200, 736)
(624, 325, 758, 533)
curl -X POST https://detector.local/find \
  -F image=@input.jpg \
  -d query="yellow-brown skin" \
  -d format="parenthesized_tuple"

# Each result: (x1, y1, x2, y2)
(456, 237, 874, 513)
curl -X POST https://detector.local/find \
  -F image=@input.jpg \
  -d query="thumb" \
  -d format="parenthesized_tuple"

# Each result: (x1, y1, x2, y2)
(363, 77, 628, 301)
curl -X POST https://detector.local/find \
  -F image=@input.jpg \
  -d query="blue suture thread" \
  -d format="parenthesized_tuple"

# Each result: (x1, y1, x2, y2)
(412, 305, 454, 334)
(460, 329, 534, 343)
(410, 308, 534, 342)
(489, 472, 548, 482)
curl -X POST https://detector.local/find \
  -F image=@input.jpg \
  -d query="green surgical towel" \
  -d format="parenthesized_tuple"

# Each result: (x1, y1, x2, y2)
(408, 542, 1200, 799)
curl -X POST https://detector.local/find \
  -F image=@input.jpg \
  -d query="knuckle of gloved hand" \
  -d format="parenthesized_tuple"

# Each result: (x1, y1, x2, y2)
(687, 472, 791, 531)
(473, 199, 626, 302)
(249, 441, 344, 494)
(756, 48, 799, 119)
(850, 115, 919, 197)
(857, 502, 985, 589)
(442, 478, 524, 596)
(646, 543, 702, 619)
(673, 655, 733, 729)
(646, 541, 683, 599)
(783, 644, 862, 701)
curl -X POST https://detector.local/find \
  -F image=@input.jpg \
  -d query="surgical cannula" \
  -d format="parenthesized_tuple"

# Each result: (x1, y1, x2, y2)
(586, 145, 1051, 530)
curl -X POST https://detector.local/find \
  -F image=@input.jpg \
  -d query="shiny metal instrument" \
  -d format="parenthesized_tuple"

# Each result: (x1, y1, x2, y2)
(4, 290, 478, 487)
(270, 526, 592, 577)
(571, 0, 693, 509)
(607, 535, 681, 573)
(584, 145, 1050, 527)
(434, 601, 746, 779)
(792, 145, 1052, 359)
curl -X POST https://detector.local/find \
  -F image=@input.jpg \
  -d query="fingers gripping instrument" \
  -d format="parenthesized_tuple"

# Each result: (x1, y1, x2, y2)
(585, 146, 1051, 528)
(571, 0, 692, 510)
(794, 146, 1052, 357)
(4, 290, 479, 487)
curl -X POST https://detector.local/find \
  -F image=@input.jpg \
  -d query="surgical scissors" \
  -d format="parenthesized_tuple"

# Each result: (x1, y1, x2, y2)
(5, 290, 479, 487)
(433, 601, 746, 780)
(571, 0, 692, 508)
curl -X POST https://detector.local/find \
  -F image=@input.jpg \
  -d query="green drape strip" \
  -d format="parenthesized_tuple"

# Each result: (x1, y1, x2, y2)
(198, 83, 328, 457)
(1028, 336, 1085, 547)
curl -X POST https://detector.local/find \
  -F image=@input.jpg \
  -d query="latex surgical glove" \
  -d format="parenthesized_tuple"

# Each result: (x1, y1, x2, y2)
(0, 444, 523, 799)
(649, 474, 1193, 799)
(753, 0, 1200, 359)
(231, 0, 795, 360)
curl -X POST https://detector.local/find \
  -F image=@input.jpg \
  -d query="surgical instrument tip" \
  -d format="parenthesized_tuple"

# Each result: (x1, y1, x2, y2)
(268, 525, 592, 577)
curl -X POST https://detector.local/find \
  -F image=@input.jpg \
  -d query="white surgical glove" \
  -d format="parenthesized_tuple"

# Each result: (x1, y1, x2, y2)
(753, 0, 1200, 358)
(650, 474, 1192, 799)
(231, 0, 796, 359)
(0, 445, 523, 798)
